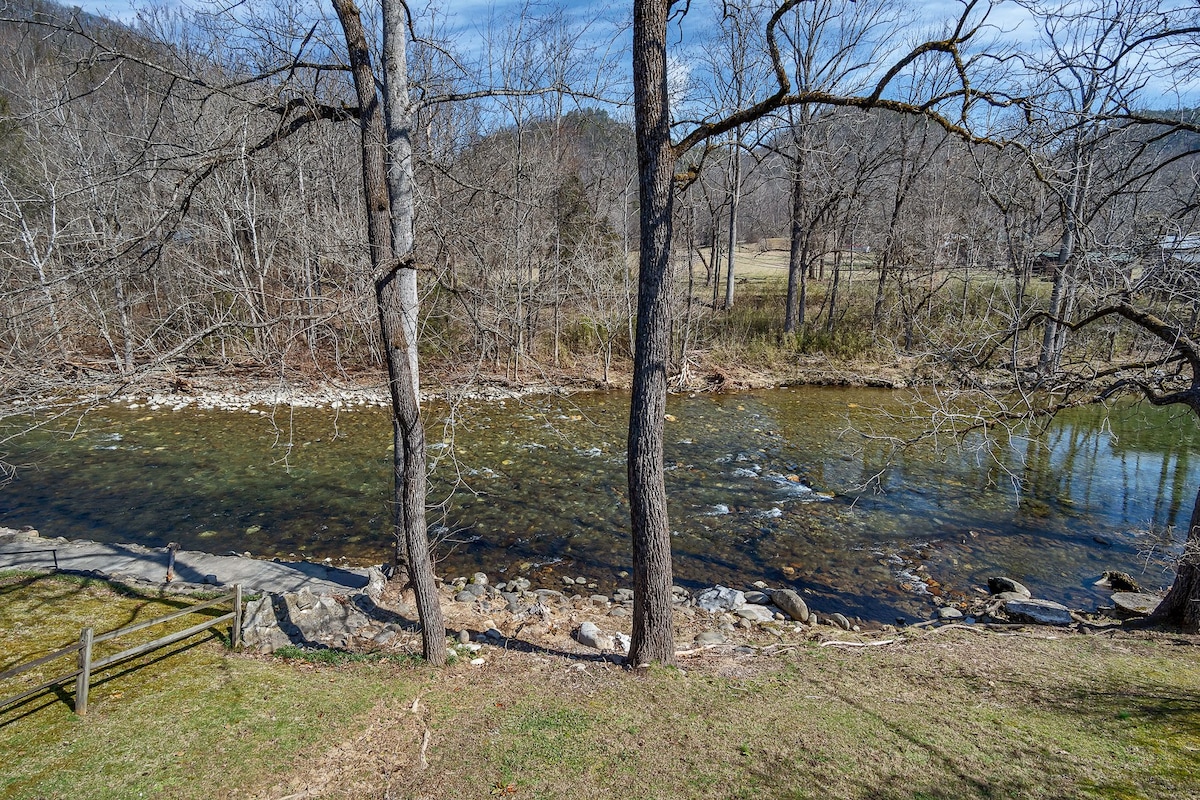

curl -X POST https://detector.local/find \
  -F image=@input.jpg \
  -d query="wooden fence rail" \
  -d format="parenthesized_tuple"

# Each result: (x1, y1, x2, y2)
(0, 585, 242, 716)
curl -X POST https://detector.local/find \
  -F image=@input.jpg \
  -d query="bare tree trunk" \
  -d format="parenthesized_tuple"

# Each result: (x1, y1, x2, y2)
(333, 0, 446, 666)
(723, 134, 742, 310)
(1039, 143, 1091, 375)
(679, 204, 696, 385)
(784, 164, 806, 333)
(628, 0, 677, 667)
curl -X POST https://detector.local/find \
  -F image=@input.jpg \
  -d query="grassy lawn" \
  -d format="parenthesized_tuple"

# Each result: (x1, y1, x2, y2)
(3, 572, 1198, 799)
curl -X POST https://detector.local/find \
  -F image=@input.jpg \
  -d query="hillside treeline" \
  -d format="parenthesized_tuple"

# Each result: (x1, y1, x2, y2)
(1, 0, 1198, 391)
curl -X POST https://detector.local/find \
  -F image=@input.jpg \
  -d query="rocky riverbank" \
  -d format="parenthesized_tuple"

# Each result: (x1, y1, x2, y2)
(2, 527, 1167, 662)
(240, 561, 1168, 663)
(8, 351, 935, 417)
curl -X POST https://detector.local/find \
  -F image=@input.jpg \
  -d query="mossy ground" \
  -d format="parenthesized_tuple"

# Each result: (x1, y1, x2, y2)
(2, 573, 1198, 800)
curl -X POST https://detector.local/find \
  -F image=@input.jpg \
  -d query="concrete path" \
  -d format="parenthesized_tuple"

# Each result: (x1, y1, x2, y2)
(0, 528, 372, 596)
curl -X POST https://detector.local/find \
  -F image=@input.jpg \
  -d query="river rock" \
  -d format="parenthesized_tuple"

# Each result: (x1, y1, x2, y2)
(455, 590, 476, 604)
(695, 630, 726, 645)
(1004, 598, 1072, 626)
(770, 589, 810, 622)
(1102, 571, 1142, 593)
(743, 590, 772, 605)
(988, 577, 1031, 598)
(937, 606, 964, 620)
(472, 572, 489, 585)
(575, 621, 615, 650)
(829, 612, 852, 631)
(737, 604, 775, 622)
(1112, 592, 1162, 617)
(697, 585, 745, 612)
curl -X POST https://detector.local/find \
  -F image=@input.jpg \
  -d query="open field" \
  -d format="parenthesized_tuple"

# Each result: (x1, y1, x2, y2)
(2, 572, 1199, 800)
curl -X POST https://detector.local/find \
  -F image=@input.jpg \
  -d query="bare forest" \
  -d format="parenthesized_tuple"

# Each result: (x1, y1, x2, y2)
(0, 0, 1196, 393)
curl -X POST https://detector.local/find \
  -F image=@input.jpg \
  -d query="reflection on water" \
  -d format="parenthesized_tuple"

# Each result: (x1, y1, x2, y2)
(1, 388, 1196, 622)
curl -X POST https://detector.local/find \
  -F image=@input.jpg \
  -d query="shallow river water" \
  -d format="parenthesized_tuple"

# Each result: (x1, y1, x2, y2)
(1, 387, 1197, 622)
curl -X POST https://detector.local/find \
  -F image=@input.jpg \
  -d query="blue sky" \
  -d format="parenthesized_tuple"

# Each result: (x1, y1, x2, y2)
(53, 1, 1200, 109)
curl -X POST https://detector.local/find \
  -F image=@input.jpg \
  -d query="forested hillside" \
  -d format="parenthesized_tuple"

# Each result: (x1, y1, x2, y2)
(1, 0, 1198, 394)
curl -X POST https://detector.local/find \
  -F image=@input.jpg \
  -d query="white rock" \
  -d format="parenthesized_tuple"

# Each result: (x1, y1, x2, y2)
(575, 621, 615, 650)
(736, 604, 776, 622)
(697, 585, 746, 612)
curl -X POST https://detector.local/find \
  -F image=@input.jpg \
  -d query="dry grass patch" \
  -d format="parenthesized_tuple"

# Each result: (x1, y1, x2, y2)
(265, 631, 1199, 800)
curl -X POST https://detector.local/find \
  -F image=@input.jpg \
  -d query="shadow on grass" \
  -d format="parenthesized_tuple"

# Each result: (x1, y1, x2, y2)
(809, 656, 1199, 799)
(0, 635, 216, 727)
(1, 573, 234, 725)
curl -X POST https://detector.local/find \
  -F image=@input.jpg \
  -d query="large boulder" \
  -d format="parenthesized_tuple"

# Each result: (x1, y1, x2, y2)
(1004, 598, 1072, 626)
(770, 589, 810, 623)
(241, 588, 371, 652)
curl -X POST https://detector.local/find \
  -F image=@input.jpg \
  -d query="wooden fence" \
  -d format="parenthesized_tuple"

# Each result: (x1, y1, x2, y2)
(0, 585, 242, 716)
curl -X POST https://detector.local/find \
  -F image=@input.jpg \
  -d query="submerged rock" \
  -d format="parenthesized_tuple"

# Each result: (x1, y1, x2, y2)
(1101, 571, 1142, 593)
(1004, 598, 1072, 626)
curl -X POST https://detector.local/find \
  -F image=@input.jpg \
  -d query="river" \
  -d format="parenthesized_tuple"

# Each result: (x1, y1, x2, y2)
(1, 387, 1196, 622)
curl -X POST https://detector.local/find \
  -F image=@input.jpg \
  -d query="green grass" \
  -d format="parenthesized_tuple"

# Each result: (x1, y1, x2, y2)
(3, 573, 1199, 799)
(0, 573, 426, 800)
(272, 644, 422, 666)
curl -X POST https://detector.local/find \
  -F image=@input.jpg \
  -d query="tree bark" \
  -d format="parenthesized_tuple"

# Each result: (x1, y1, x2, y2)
(784, 159, 806, 333)
(628, 0, 677, 667)
(382, 0, 421, 400)
(333, 0, 446, 666)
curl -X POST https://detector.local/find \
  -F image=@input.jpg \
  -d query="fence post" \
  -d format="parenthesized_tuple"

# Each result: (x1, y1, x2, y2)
(75, 627, 93, 716)
(232, 585, 243, 649)
(165, 542, 179, 582)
